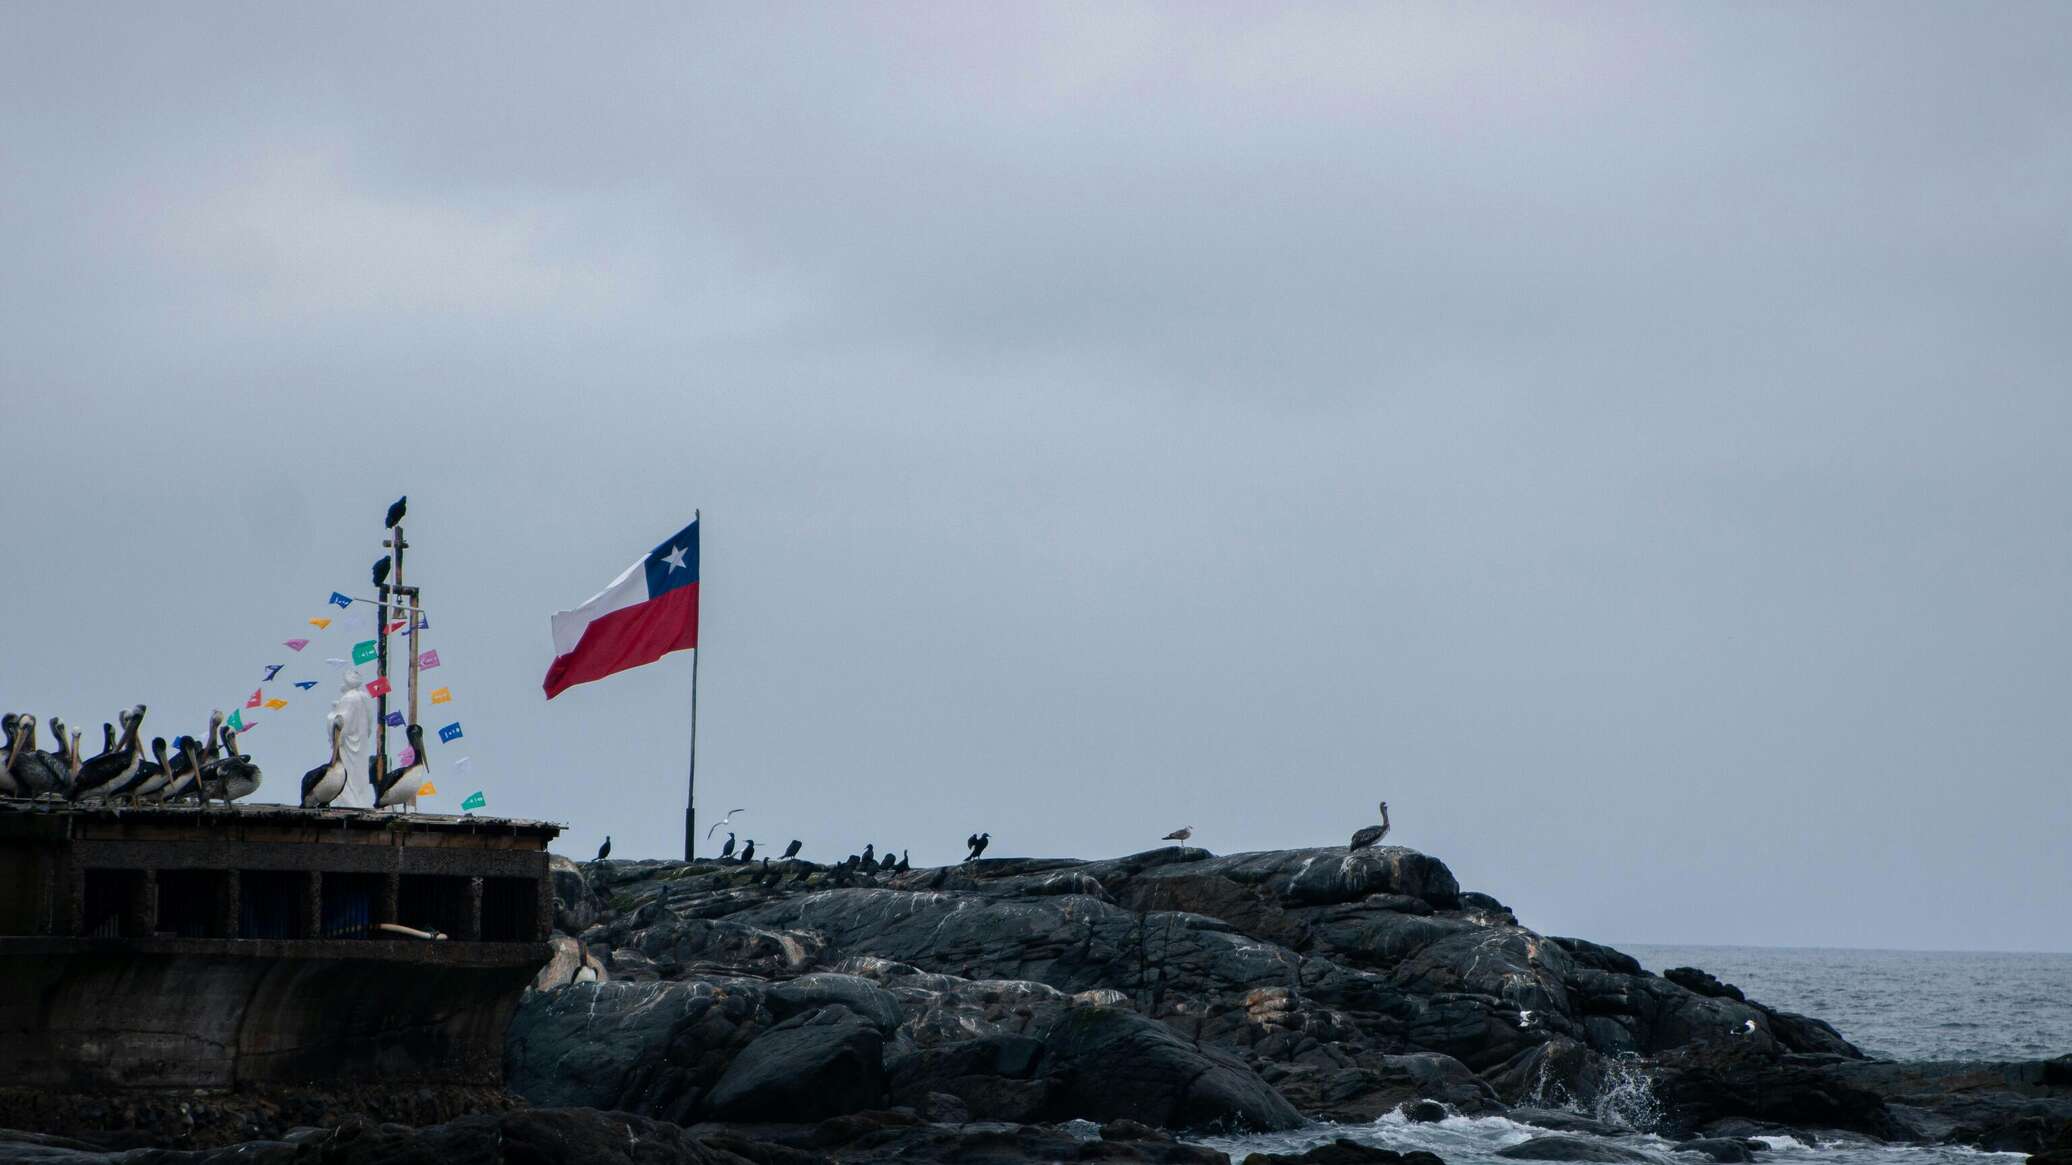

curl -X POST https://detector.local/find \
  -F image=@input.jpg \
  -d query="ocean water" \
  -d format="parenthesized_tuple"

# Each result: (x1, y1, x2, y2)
(1207, 946, 2069, 1164)
(1622, 944, 2072, 1062)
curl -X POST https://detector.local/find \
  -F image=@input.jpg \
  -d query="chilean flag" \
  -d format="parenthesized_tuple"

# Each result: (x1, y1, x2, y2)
(543, 518, 700, 699)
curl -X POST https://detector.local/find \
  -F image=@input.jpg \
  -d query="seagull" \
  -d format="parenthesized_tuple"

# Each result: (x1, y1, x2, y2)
(1519, 1010, 1537, 1027)
(1162, 825, 1194, 843)
(385, 495, 408, 529)
(1736, 1019, 1757, 1036)
(594, 836, 611, 863)
(706, 808, 746, 839)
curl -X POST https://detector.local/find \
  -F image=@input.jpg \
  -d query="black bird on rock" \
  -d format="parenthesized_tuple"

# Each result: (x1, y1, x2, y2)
(595, 836, 611, 862)
(860, 843, 876, 871)
(782, 839, 802, 859)
(739, 839, 755, 863)
(720, 832, 736, 860)
(385, 495, 408, 529)
(896, 850, 910, 872)
(965, 832, 990, 862)
(372, 557, 391, 588)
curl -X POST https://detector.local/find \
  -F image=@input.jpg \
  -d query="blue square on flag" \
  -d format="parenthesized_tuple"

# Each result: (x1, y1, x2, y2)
(384, 711, 404, 727)
(642, 520, 699, 598)
(439, 722, 463, 743)
(329, 592, 352, 608)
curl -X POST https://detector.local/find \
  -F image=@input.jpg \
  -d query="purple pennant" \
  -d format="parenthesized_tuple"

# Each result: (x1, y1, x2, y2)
(418, 649, 440, 670)
(398, 745, 416, 767)
(384, 711, 404, 727)
(284, 638, 309, 652)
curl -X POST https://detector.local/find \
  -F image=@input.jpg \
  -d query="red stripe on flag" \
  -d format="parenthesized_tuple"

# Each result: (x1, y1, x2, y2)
(542, 581, 699, 699)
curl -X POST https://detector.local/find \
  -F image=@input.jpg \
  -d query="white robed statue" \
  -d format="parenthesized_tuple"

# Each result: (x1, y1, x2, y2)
(329, 668, 376, 808)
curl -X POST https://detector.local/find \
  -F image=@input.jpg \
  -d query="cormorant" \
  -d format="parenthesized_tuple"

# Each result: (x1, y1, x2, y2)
(720, 832, 736, 860)
(706, 808, 746, 839)
(375, 724, 425, 811)
(965, 832, 990, 861)
(895, 850, 910, 872)
(595, 836, 612, 862)
(1348, 801, 1391, 851)
(302, 717, 348, 808)
(1162, 825, 1194, 843)
(782, 839, 802, 859)
(860, 843, 876, 870)
(385, 495, 408, 529)
(739, 839, 755, 862)
(372, 556, 391, 588)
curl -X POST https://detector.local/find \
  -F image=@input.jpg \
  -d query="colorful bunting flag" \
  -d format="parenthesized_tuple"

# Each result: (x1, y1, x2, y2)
(384, 711, 404, 727)
(418, 649, 440, 669)
(309, 617, 332, 630)
(386, 620, 406, 634)
(245, 689, 263, 709)
(438, 722, 463, 743)
(417, 614, 430, 630)
(264, 698, 287, 711)
(263, 664, 284, 681)
(352, 640, 377, 665)
(284, 639, 309, 652)
(430, 687, 452, 705)
(453, 756, 473, 775)
(228, 708, 247, 731)
(417, 782, 438, 798)
(460, 790, 485, 812)
(324, 657, 348, 667)
(295, 681, 318, 690)
(365, 676, 392, 698)
(398, 745, 416, 766)
(329, 592, 352, 608)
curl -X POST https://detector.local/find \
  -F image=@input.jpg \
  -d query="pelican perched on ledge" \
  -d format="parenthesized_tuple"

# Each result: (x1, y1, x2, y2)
(1348, 801, 1391, 851)
(302, 717, 348, 808)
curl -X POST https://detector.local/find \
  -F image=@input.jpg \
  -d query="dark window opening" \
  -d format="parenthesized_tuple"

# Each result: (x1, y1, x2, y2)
(482, 877, 536, 942)
(320, 873, 382, 939)
(398, 874, 469, 938)
(239, 870, 306, 939)
(82, 869, 143, 938)
(157, 869, 222, 938)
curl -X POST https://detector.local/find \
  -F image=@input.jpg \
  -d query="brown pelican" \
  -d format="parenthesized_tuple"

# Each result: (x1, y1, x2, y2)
(0, 714, 20, 796)
(965, 832, 990, 861)
(201, 725, 261, 804)
(1348, 801, 1391, 851)
(301, 717, 347, 808)
(374, 723, 425, 811)
(100, 722, 116, 756)
(13, 716, 71, 798)
(47, 716, 79, 784)
(124, 738, 172, 803)
(1162, 825, 1195, 842)
(165, 736, 207, 802)
(72, 705, 145, 801)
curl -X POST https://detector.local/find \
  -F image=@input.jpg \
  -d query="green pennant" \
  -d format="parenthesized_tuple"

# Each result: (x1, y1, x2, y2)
(460, 790, 486, 812)
(227, 708, 246, 732)
(352, 639, 377, 665)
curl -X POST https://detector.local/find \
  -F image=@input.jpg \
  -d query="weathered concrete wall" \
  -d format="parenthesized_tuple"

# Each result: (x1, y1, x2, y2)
(0, 940, 541, 1089)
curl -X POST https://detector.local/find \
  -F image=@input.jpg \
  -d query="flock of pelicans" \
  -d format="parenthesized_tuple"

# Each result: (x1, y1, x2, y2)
(0, 705, 435, 811)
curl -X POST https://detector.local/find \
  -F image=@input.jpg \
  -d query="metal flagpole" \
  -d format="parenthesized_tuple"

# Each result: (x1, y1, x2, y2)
(684, 508, 701, 862)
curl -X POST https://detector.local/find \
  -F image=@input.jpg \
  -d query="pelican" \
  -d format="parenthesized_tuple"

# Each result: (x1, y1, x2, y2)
(1162, 825, 1194, 843)
(47, 716, 79, 784)
(706, 808, 746, 839)
(1348, 801, 1391, 851)
(0, 714, 20, 796)
(301, 717, 348, 808)
(13, 717, 71, 798)
(375, 724, 425, 811)
(164, 736, 206, 803)
(965, 832, 990, 861)
(125, 738, 173, 803)
(72, 705, 145, 801)
(201, 725, 262, 804)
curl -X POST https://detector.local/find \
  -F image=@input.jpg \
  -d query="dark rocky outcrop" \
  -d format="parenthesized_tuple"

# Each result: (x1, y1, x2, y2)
(1495, 1135, 1660, 1162)
(1240, 1140, 1446, 1165)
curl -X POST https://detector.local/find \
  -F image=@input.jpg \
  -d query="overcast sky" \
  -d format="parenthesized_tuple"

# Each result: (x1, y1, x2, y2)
(3, 4, 2067, 952)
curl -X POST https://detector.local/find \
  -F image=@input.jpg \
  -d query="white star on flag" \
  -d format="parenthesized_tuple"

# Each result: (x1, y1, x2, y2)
(662, 545, 689, 571)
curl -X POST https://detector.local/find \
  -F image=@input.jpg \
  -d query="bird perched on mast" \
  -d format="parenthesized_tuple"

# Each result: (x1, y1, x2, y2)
(372, 556, 391, 587)
(385, 495, 408, 529)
